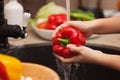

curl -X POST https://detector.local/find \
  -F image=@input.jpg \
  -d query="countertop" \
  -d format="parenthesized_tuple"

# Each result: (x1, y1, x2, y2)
(9, 10, 120, 48)
(9, 26, 120, 48)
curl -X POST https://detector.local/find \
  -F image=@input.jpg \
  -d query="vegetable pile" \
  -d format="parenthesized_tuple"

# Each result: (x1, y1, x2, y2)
(52, 26, 86, 58)
(29, 2, 67, 28)
(29, 2, 95, 30)
(37, 13, 67, 30)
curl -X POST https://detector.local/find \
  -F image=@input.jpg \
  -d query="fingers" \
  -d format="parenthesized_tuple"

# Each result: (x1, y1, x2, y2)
(52, 23, 68, 38)
(67, 44, 84, 54)
(52, 21, 77, 38)
(52, 21, 86, 38)
(54, 44, 91, 63)
(66, 21, 80, 28)
(66, 44, 78, 52)
(55, 54, 81, 63)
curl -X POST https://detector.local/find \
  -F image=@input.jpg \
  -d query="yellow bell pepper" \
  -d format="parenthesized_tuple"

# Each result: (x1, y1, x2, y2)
(0, 54, 23, 80)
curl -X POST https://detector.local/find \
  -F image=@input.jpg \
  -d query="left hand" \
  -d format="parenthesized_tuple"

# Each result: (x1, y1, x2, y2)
(52, 21, 95, 38)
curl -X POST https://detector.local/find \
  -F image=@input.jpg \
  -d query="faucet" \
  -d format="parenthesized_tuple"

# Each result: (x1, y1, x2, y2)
(0, 0, 30, 49)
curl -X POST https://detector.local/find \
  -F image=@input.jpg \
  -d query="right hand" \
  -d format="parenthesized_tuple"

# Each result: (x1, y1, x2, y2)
(52, 21, 95, 38)
(55, 44, 104, 64)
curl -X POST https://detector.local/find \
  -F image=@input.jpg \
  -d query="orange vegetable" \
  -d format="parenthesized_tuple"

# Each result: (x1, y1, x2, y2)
(37, 22, 48, 29)
(0, 54, 23, 80)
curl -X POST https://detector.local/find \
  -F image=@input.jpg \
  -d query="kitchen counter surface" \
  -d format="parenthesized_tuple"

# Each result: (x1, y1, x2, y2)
(9, 10, 120, 48)
(9, 26, 120, 48)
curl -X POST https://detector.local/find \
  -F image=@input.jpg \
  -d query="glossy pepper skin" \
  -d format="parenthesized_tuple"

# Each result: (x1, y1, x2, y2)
(0, 54, 23, 80)
(52, 26, 86, 58)
(0, 61, 8, 80)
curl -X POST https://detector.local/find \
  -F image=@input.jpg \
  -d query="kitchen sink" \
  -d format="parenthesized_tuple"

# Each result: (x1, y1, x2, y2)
(0, 43, 120, 80)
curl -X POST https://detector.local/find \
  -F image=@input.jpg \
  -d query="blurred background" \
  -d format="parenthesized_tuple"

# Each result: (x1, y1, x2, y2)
(4, 0, 119, 18)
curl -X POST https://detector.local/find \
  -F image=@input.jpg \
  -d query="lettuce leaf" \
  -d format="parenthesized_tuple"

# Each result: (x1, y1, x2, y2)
(35, 2, 66, 20)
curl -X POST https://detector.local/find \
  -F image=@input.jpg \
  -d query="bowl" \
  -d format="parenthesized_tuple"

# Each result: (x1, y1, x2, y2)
(22, 62, 60, 80)
(31, 25, 54, 40)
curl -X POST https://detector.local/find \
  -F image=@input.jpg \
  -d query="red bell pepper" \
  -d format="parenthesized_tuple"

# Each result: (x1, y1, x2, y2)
(0, 61, 8, 80)
(46, 23, 56, 30)
(52, 26, 86, 58)
(47, 13, 67, 30)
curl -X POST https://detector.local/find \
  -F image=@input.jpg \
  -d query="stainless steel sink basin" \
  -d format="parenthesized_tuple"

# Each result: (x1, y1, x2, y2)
(0, 43, 120, 80)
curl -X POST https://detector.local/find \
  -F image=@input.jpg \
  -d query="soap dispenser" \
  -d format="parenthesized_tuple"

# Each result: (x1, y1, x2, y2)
(4, 0, 23, 27)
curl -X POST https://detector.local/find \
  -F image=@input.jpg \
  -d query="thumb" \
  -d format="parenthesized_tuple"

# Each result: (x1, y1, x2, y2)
(66, 44, 79, 53)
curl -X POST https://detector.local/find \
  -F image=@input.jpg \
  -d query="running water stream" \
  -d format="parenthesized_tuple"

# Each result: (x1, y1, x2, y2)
(66, 0, 70, 21)
(56, 58, 81, 80)
(55, 0, 81, 80)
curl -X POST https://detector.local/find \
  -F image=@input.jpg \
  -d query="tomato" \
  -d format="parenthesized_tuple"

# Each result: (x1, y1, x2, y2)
(37, 22, 47, 29)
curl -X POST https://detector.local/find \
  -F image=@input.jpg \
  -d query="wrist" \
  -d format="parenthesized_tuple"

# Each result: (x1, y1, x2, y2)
(86, 50, 105, 64)
(89, 19, 105, 34)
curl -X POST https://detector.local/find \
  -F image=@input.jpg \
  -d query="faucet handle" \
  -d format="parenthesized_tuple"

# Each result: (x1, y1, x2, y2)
(19, 30, 28, 38)
(22, 12, 31, 30)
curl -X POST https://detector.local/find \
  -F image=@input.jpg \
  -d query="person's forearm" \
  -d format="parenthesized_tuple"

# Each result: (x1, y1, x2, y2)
(91, 16, 120, 34)
(94, 53, 120, 71)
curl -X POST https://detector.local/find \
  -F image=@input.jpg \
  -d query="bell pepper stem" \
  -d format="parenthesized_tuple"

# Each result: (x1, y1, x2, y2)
(57, 38, 70, 47)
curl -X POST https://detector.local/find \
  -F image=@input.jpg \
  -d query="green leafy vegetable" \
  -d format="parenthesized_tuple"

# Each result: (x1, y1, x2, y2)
(35, 2, 66, 20)
(29, 19, 37, 26)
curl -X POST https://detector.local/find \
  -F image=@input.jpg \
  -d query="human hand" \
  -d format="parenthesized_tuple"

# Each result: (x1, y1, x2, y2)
(55, 44, 103, 64)
(53, 20, 102, 63)
(52, 21, 95, 38)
